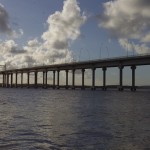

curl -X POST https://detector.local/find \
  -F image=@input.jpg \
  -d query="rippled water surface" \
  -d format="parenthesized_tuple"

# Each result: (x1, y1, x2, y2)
(0, 88, 150, 150)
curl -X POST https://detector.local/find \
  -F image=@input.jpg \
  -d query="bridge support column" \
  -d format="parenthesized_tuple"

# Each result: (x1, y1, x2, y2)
(6, 73, 9, 88)
(43, 71, 45, 88)
(72, 69, 75, 89)
(5, 73, 8, 88)
(81, 69, 85, 90)
(7, 73, 10, 88)
(11, 73, 13, 88)
(118, 66, 124, 91)
(15, 72, 18, 88)
(45, 70, 48, 89)
(3, 73, 6, 87)
(66, 70, 69, 89)
(102, 67, 107, 91)
(131, 65, 136, 91)
(27, 72, 30, 88)
(53, 71, 56, 89)
(21, 72, 23, 88)
(4, 73, 7, 87)
(92, 68, 96, 90)
(2, 73, 5, 87)
(34, 71, 38, 88)
(57, 70, 60, 89)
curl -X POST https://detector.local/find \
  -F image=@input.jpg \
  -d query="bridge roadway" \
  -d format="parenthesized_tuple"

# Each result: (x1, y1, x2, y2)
(0, 54, 150, 91)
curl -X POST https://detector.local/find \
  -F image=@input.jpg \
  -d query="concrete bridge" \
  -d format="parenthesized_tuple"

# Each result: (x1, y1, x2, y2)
(0, 54, 150, 91)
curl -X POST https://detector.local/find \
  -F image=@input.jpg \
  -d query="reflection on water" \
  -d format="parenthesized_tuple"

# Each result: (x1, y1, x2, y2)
(0, 88, 150, 149)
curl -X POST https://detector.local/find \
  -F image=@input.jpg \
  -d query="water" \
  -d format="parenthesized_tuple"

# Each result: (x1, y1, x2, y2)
(0, 88, 149, 150)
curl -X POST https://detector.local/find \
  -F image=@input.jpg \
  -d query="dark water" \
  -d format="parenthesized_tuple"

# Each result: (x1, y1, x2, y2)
(0, 88, 149, 150)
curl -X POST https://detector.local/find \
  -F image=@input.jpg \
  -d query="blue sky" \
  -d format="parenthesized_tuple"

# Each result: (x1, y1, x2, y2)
(0, 0, 150, 85)
(0, 0, 126, 60)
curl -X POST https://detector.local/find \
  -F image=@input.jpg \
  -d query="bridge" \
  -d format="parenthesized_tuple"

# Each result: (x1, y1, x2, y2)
(0, 54, 150, 91)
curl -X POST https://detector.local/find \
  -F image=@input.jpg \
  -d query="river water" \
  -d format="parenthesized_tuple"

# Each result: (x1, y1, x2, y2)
(0, 88, 149, 150)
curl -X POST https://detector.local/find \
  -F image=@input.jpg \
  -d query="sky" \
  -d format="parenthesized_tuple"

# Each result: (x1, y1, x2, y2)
(0, 0, 150, 85)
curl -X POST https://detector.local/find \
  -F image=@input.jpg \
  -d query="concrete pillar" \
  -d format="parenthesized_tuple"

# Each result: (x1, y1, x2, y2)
(5, 74, 6, 87)
(27, 72, 30, 88)
(66, 70, 69, 89)
(2, 73, 5, 87)
(42, 70, 47, 88)
(34, 71, 38, 88)
(81, 69, 85, 89)
(45, 70, 48, 88)
(43, 71, 45, 88)
(53, 70, 55, 89)
(119, 66, 124, 91)
(1, 74, 3, 87)
(72, 69, 75, 89)
(6, 73, 9, 88)
(11, 73, 13, 88)
(15, 72, 18, 88)
(131, 65, 136, 91)
(92, 68, 96, 90)
(57, 70, 60, 89)
(21, 72, 23, 88)
(5, 74, 7, 87)
(102, 67, 107, 91)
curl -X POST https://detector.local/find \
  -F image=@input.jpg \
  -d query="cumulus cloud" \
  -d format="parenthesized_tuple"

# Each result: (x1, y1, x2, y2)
(119, 38, 150, 54)
(0, 40, 26, 54)
(99, 0, 150, 54)
(42, 0, 86, 50)
(24, 39, 73, 66)
(1, 0, 86, 69)
(142, 33, 150, 43)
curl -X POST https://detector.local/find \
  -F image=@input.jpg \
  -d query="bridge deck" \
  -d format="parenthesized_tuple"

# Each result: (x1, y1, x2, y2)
(0, 54, 150, 73)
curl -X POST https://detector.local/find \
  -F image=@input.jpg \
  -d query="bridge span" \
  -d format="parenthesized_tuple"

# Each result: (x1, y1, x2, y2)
(0, 54, 150, 91)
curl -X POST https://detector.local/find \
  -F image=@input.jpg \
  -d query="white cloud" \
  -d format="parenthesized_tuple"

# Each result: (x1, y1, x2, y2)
(42, 0, 86, 50)
(0, 40, 26, 54)
(119, 38, 149, 54)
(142, 33, 150, 43)
(99, 0, 150, 54)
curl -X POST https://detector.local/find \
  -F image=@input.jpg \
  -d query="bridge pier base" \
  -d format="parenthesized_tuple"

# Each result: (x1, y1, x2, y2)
(131, 87, 136, 91)
(118, 86, 124, 91)
(102, 87, 107, 91)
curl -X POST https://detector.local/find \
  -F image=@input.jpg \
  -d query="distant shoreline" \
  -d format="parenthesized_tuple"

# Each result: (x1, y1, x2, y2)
(0, 84, 150, 91)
